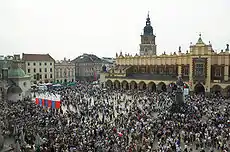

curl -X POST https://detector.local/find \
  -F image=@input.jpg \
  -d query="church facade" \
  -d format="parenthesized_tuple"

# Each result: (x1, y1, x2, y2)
(102, 13, 230, 96)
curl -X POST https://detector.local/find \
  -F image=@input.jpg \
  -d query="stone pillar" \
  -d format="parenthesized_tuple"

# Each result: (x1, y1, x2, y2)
(189, 60, 194, 92)
(139, 84, 142, 90)
(206, 58, 212, 95)
(178, 65, 182, 77)
(128, 84, 131, 90)
(205, 87, 210, 97)
(224, 65, 229, 81)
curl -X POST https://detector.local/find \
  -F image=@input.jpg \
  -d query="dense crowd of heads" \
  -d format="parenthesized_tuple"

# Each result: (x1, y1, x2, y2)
(0, 82, 229, 152)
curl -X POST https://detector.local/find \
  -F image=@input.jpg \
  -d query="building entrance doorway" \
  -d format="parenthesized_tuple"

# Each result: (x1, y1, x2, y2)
(194, 83, 205, 94)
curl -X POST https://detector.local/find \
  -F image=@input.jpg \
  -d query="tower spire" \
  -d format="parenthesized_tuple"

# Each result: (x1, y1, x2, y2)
(140, 11, 156, 56)
(146, 11, 151, 26)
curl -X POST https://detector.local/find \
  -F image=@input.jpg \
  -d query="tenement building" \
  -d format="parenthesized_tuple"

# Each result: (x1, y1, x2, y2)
(72, 53, 102, 80)
(55, 58, 75, 83)
(22, 53, 55, 84)
(102, 14, 230, 96)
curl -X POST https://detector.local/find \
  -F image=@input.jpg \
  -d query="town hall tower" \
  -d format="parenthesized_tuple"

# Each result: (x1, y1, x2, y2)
(140, 13, 157, 56)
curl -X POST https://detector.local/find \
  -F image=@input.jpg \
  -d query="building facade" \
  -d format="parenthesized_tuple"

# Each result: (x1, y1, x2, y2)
(101, 57, 116, 71)
(22, 53, 55, 84)
(55, 58, 75, 83)
(102, 14, 230, 96)
(73, 53, 102, 80)
(7, 60, 31, 101)
(0, 55, 31, 101)
(140, 13, 157, 56)
(0, 55, 9, 102)
(0, 55, 21, 102)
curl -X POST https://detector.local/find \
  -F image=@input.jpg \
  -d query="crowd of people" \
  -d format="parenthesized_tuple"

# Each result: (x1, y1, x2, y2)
(0, 81, 229, 152)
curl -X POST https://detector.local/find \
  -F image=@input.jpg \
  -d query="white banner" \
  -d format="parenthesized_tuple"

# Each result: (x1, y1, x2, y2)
(183, 88, 189, 96)
(36, 92, 61, 101)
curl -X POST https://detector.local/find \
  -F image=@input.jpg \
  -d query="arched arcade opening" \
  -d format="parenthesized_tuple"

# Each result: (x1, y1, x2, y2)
(139, 81, 147, 90)
(106, 80, 113, 88)
(157, 82, 167, 92)
(130, 81, 137, 90)
(121, 80, 129, 90)
(224, 86, 230, 98)
(114, 80, 120, 89)
(211, 85, 222, 95)
(194, 83, 205, 94)
(148, 82, 156, 92)
(7, 85, 23, 102)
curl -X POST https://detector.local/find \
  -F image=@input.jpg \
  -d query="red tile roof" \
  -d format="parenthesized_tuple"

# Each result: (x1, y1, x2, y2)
(22, 53, 55, 61)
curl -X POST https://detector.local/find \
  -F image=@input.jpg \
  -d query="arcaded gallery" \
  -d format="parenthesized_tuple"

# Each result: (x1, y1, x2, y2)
(104, 14, 230, 96)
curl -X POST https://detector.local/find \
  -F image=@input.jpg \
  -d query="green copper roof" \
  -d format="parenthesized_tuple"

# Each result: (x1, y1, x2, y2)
(8, 68, 26, 78)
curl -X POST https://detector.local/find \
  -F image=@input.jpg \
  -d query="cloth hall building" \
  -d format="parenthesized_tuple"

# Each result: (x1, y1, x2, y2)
(101, 14, 230, 96)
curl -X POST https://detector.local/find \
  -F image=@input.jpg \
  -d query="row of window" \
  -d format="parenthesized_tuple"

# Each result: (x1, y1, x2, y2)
(84, 67, 101, 72)
(27, 62, 53, 66)
(56, 79, 75, 83)
(56, 71, 74, 78)
(194, 64, 222, 77)
(75, 72, 97, 76)
(56, 68, 75, 71)
(136, 67, 177, 75)
(76, 63, 101, 66)
(28, 68, 53, 73)
(131, 66, 221, 77)
(84, 72, 96, 76)
(33, 74, 53, 79)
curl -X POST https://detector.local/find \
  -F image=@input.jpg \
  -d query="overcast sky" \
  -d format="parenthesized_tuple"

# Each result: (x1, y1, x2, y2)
(0, 0, 229, 60)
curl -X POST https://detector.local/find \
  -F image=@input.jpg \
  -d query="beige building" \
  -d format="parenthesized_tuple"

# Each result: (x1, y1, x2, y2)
(55, 58, 75, 83)
(102, 14, 230, 96)
(22, 53, 55, 84)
